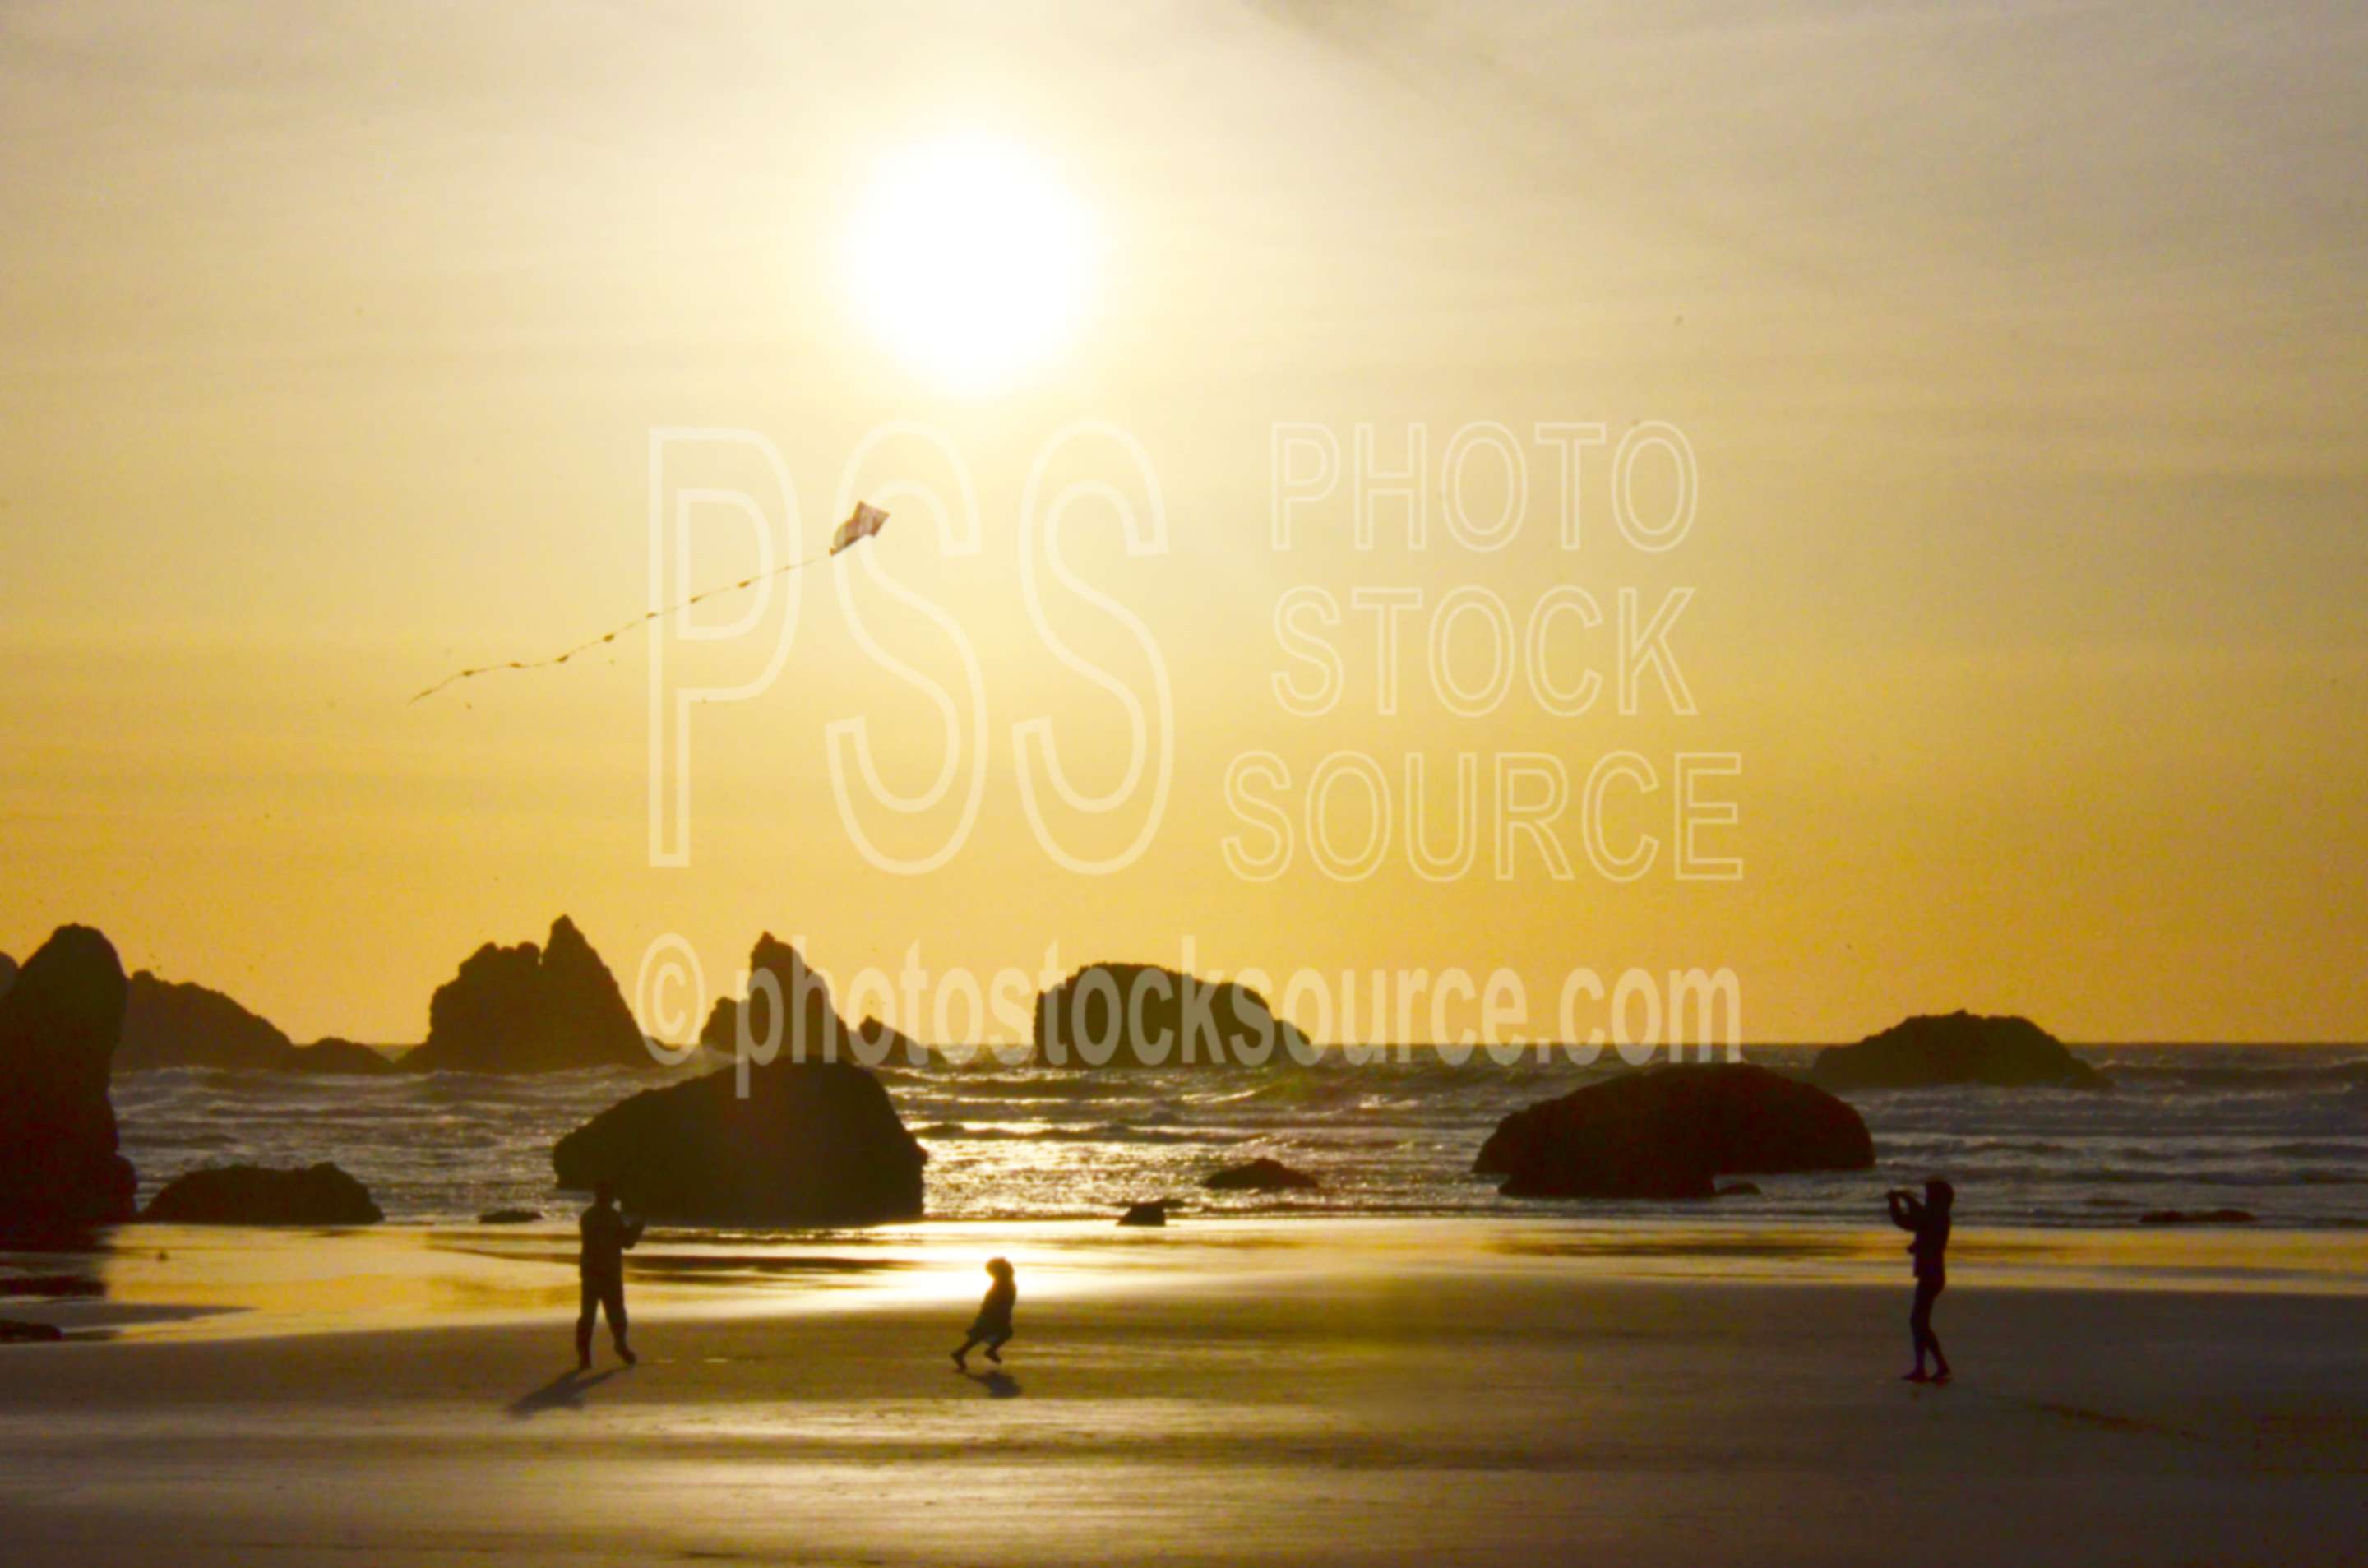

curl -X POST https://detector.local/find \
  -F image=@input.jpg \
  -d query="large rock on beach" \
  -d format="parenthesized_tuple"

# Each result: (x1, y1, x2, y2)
(1476, 1063, 1874, 1200)
(141, 1162, 384, 1225)
(553, 1059, 927, 1225)
(0, 926, 139, 1242)
(1811, 1011, 2102, 1091)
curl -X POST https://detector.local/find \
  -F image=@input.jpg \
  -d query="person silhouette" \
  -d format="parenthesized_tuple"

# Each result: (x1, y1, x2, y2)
(952, 1257, 1016, 1371)
(576, 1181, 645, 1371)
(1886, 1177, 1954, 1384)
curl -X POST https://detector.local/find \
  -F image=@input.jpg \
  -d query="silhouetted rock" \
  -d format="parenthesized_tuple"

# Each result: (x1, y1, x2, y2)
(2139, 1208, 2255, 1226)
(0, 926, 138, 1242)
(0, 951, 16, 1000)
(622, 937, 927, 1223)
(1119, 1201, 1169, 1227)
(116, 973, 400, 1074)
(405, 916, 650, 1074)
(289, 1038, 399, 1075)
(1714, 1181, 1763, 1197)
(1811, 1011, 2102, 1091)
(0, 1317, 65, 1344)
(118, 970, 295, 1071)
(140, 1163, 384, 1225)
(853, 1015, 925, 1065)
(1034, 964, 1315, 1066)
(553, 1060, 926, 1225)
(479, 1207, 540, 1224)
(1201, 1157, 1320, 1191)
(1476, 1064, 1875, 1200)
(698, 934, 847, 1059)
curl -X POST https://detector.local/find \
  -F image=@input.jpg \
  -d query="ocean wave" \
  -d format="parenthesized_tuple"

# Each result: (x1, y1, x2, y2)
(911, 1121, 1253, 1146)
(2098, 1060, 2368, 1089)
(1876, 1138, 2074, 1157)
(2016, 1168, 2366, 1189)
(2260, 1140, 2368, 1159)
(82, 1043, 2368, 1229)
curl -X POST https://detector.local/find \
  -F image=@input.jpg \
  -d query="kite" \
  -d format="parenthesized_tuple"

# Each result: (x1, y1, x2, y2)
(408, 501, 890, 705)
(832, 501, 889, 554)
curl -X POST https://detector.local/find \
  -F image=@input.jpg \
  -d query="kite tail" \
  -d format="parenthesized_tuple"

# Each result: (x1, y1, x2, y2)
(407, 552, 823, 705)
(409, 506, 887, 705)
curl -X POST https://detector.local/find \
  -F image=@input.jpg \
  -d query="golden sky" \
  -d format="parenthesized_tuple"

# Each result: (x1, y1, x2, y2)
(2, 1, 2362, 1043)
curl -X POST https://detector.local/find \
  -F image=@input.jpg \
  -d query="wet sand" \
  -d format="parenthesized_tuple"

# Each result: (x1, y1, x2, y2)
(2, 1219, 2363, 1566)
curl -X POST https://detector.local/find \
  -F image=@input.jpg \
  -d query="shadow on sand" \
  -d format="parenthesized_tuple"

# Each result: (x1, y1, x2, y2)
(961, 1369, 1022, 1399)
(508, 1366, 627, 1418)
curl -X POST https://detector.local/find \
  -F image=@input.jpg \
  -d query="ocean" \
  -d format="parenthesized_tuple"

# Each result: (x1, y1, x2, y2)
(103, 1045, 2368, 1230)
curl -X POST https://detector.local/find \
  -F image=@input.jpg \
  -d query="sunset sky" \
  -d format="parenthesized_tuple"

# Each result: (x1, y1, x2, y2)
(3, 0, 2361, 1044)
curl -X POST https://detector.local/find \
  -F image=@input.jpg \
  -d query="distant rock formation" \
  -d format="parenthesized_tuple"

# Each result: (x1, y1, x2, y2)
(404, 916, 650, 1074)
(1118, 1200, 1169, 1227)
(290, 1038, 400, 1075)
(0, 926, 139, 1242)
(141, 1163, 384, 1225)
(697, 934, 846, 1060)
(1811, 1011, 2103, 1091)
(478, 1208, 540, 1224)
(1033, 964, 1315, 1067)
(552, 1059, 927, 1224)
(118, 971, 295, 1071)
(853, 1015, 925, 1064)
(1201, 1157, 1320, 1191)
(1714, 1181, 1763, 1198)
(0, 1317, 64, 1344)
(1476, 1064, 1875, 1200)
(115, 972, 400, 1074)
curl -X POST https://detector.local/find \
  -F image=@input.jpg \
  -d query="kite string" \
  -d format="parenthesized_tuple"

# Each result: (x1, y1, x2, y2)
(408, 546, 828, 705)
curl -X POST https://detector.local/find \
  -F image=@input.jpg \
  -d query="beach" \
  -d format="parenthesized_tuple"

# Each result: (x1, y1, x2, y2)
(5, 1219, 2364, 1566)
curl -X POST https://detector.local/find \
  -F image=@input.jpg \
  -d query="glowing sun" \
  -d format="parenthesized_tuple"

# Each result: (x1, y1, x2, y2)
(844, 136, 1095, 393)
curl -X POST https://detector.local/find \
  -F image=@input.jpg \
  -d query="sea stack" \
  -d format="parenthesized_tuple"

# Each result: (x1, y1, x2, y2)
(698, 933, 846, 1059)
(404, 915, 650, 1074)
(1033, 963, 1314, 1066)
(556, 936, 927, 1223)
(1810, 1011, 2103, 1091)
(0, 926, 139, 1242)
(118, 971, 399, 1075)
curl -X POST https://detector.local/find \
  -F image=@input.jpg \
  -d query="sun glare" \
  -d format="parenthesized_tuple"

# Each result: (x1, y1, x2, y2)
(844, 135, 1095, 394)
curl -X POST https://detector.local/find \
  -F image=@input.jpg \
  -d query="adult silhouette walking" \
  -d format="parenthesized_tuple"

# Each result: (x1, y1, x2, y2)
(576, 1181, 644, 1371)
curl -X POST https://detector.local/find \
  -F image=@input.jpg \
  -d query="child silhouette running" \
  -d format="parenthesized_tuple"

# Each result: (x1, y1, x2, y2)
(952, 1257, 1016, 1370)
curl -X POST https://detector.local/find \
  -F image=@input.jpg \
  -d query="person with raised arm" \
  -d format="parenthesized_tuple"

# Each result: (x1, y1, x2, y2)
(576, 1181, 645, 1371)
(1887, 1177, 1954, 1384)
